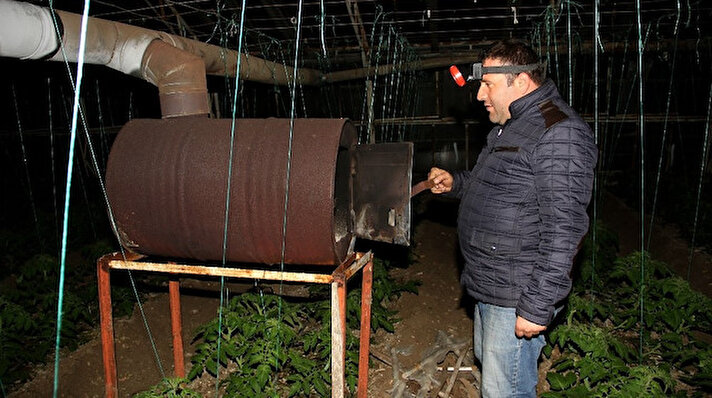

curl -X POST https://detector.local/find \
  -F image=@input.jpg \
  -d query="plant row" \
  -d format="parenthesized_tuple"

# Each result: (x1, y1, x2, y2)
(543, 224, 712, 396)
(136, 258, 418, 397)
(0, 239, 137, 387)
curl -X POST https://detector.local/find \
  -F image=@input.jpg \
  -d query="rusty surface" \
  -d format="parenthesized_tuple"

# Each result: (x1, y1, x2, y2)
(106, 118, 356, 265)
(357, 259, 373, 398)
(168, 279, 185, 378)
(108, 259, 336, 283)
(97, 254, 118, 398)
(352, 142, 414, 246)
(330, 274, 347, 397)
(411, 179, 435, 197)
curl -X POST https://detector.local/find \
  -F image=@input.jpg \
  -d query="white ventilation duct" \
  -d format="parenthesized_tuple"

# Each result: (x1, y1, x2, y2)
(0, 0, 59, 60)
(0, 0, 325, 117)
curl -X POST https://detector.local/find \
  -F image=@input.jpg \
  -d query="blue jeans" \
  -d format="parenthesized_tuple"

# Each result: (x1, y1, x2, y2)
(474, 302, 546, 397)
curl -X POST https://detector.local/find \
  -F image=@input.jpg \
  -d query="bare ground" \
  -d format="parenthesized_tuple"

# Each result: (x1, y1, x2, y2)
(8, 193, 712, 397)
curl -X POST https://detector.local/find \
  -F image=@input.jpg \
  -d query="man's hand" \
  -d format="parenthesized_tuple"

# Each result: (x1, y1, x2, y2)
(428, 167, 454, 194)
(515, 316, 546, 339)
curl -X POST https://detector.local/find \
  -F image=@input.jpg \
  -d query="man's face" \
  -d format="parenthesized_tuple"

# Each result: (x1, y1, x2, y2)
(476, 57, 522, 125)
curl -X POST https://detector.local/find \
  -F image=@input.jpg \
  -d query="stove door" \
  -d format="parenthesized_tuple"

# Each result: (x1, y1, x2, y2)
(352, 142, 413, 246)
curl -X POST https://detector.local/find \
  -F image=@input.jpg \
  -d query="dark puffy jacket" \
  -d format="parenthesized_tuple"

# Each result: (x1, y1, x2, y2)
(450, 79, 597, 326)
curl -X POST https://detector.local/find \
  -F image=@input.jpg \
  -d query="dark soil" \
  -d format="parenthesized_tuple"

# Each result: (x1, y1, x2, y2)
(8, 192, 712, 397)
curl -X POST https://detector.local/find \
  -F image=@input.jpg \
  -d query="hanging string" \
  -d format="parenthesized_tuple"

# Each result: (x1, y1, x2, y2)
(253, 35, 287, 118)
(379, 24, 394, 142)
(566, 0, 573, 104)
(358, 5, 384, 142)
(395, 40, 410, 141)
(270, 40, 293, 118)
(634, 0, 645, 362)
(687, 78, 712, 280)
(11, 84, 44, 252)
(366, 17, 387, 143)
(279, 0, 305, 368)
(74, 153, 98, 240)
(389, 37, 406, 140)
(205, 0, 226, 44)
(57, 90, 99, 240)
(403, 49, 422, 142)
(217, 5, 234, 116)
(600, 31, 631, 175)
(320, 0, 327, 57)
(128, 91, 134, 120)
(647, 0, 681, 251)
(591, 0, 600, 320)
(48, 78, 60, 255)
(601, 26, 651, 192)
(216, 0, 246, 392)
(386, 27, 404, 141)
(95, 81, 109, 174)
(317, 52, 336, 117)
(541, 16, 551, 85)
(48, 0, 167, 380)
(315, 7, 337, 119)
(552, 8, 561, 88)
(298, 74, 309, 118)
(597, 57, 612, 184)
(543, 4, 562, 88)
(52, 0, 90, 394)
(692, 8, 700, 64)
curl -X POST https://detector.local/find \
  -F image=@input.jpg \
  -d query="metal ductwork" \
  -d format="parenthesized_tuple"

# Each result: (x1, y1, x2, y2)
(140, 40, 209, 118)
(105, 118, 413, 266)
(0, 0, 325, 118)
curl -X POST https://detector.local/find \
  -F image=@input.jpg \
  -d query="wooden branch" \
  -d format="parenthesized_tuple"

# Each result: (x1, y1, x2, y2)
(438, 345, 470, 398)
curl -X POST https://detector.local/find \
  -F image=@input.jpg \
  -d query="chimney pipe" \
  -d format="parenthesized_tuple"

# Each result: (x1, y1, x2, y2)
(0, 0, 325, 118)
(141, 40, 209, 118)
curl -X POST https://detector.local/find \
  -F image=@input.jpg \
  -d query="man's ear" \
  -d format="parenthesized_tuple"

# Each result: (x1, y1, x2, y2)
(515, 72, 534, 94)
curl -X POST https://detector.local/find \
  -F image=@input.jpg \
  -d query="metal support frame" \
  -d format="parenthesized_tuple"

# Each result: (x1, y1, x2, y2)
(97, 251, 374, 398)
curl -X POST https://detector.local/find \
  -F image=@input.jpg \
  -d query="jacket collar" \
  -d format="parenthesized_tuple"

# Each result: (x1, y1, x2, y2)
(508, 78, 560, 121)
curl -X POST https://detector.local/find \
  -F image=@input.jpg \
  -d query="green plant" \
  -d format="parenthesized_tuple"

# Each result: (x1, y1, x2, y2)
(133, 378, 201, 398)
(184, 257, 417, 397)
(679, 344, 712, 392)
(189, 293, 298, 395)
(0, 238, 138, 388)
(544, 245, 712, 396)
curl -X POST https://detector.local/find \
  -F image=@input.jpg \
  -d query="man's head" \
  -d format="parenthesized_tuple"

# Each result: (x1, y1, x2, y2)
(476, 40, 544, 125)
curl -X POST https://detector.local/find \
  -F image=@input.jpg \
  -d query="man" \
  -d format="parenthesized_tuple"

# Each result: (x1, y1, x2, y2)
(429, 40, 597, 396)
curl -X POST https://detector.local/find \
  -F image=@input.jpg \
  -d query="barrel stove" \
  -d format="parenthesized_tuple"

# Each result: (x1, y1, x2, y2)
(105, 117, 413, 266)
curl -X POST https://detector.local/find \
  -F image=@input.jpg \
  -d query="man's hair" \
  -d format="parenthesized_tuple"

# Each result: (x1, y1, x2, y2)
(484, 40, 545, 86)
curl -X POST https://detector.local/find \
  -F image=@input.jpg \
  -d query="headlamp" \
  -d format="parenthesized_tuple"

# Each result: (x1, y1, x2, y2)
(449, 62, 546, 87)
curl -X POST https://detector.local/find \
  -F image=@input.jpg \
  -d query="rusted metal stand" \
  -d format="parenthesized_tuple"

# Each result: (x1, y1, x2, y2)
(97, 251, 374, 398)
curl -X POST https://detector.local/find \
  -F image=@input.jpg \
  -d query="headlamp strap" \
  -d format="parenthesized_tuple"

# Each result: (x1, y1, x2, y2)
(471, 62, 545, 81)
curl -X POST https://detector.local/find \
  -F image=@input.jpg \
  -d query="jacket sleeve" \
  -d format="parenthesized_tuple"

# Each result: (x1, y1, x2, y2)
(448, 170, 470, 199)
(447, 136, 492, 199)
(515, 122, 597, 326)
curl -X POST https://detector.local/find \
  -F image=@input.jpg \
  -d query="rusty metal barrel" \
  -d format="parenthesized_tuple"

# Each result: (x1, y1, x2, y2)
(105, 118, 357, 265)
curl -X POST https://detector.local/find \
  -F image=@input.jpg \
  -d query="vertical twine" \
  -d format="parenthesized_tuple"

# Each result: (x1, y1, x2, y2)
(216, 0, 247, 392)
(591, 0, 601, 319)
(52, 1, 91, 395)
(634, 0, 646, 362)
